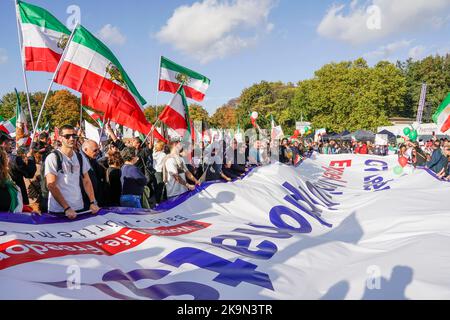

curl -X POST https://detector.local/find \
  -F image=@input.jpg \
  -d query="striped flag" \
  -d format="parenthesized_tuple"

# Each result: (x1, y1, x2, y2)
(433, 93, 450, 134)
(159, 56, 210, 102)
(0, 117, 17, 136)
(83, 106, 104, 127)
(17, 0, 71, 72)
(55, 25, 165, 142)
(158, 86, 192, 137)
(14, 89, 31, 147)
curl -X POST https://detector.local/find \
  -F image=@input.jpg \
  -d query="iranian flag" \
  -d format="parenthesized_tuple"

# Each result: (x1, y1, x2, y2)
(159, 56, 210, 102)
(433, 93, 450, 134)
(55, 25, 165, 142)
(17, 0, 71, 73)
(83, 106, 104, 128)
(14, 89, 31, 147)
(0, 90, 30, 146)
(0, 117, 17, 136)
(159, 86, 192, 136)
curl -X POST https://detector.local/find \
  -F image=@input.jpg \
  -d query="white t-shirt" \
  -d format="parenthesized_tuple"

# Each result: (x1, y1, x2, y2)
(165, 156, 188, 198)
(45, 150, 91, 212)
(153, 151, 167, 173)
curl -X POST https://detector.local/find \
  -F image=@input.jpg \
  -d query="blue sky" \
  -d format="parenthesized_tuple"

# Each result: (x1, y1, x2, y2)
(1, 0, 450, 115)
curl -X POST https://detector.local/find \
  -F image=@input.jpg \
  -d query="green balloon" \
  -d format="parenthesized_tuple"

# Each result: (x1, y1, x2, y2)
(394, 166, 404, 175)
(403, 127, 411, 136)
(409, 130, 418, 141)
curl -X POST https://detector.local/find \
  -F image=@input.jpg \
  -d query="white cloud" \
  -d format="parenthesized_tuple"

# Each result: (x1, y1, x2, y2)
(364, 40, 412, 60)
(408, 45, 426, 60)
(0, 48, 8, 64)
(97, 24, 126, 46)
(156, 0, 276, 64)
(317, 0, 450, 45)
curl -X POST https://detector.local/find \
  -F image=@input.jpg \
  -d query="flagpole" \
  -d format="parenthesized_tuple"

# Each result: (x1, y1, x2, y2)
(140, 119, 161, 148)
(156, 55, 162, 117)
(142, 80, 185, 147)
(15, 0, 35, 132)
(31, 23, 78, 150)
(79, 104, 83, 131)
(98, 111, 107, 147)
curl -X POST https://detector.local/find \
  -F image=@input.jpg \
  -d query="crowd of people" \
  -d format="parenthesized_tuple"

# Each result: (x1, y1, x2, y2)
(0, 125, 449, 218)
(308, 137, 450, 178)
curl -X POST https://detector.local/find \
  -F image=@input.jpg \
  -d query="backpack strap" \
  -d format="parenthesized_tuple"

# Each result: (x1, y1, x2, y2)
(75, 151, 84, 176)
(51, 150, 64, 174)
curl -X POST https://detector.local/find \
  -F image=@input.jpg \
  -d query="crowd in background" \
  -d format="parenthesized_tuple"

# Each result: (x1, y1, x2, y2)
(0, 125, 449, 217)
(306, 137, 450, 178)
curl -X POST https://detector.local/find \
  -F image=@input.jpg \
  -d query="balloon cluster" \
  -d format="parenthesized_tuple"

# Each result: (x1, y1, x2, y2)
(403, 127, 418, 142)
(394, 156, 409, 175)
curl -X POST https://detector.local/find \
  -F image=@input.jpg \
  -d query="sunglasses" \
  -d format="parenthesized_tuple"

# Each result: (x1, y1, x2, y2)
(62, 134, 79, 140)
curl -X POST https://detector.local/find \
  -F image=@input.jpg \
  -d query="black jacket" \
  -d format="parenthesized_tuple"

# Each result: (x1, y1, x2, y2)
(9, 154, 36, 205)
(83, 153, 107, 206)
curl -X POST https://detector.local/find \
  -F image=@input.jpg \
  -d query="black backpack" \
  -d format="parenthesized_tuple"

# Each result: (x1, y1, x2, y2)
(40, 150, 89, 212)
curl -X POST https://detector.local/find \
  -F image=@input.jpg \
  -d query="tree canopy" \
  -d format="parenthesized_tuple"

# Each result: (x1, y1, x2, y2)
(1, 54, 449, 134)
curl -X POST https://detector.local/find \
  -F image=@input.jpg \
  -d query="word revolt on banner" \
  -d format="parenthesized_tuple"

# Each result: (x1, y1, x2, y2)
(0, 154, 449, 300)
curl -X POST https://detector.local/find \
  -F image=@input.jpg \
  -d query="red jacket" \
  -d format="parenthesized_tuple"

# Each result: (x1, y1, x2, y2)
(355, 144, 368, 154)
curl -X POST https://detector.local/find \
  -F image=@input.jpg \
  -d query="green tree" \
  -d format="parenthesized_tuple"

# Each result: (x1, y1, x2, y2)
(46, 90, 80, 128)
(210, 104, 237, 129)
(398, 54, 450, 120)
(0, 91, 55, 130)
(188, 104, 209, 123)
(144, 105, 166, 124)
(236, 81, 292, 130)
(290, 58, 396, 132)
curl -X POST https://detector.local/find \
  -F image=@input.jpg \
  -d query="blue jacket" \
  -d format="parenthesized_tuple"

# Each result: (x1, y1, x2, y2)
(427, 149, 448, 174)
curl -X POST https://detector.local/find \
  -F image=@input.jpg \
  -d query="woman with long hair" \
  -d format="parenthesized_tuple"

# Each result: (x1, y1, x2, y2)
(0, 147, 23, 213)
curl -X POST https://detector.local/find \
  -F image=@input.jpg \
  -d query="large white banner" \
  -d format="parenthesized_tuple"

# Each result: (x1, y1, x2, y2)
(0, 154, 449, 300)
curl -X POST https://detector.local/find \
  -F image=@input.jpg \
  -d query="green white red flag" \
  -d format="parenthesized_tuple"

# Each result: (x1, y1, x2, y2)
(54, 25, 165, 141)
(14, 89, 31, 147)
(17, 0, 71, 72)
(159, 56, 210, 102)
(82, 106, 104, 128)
(158, 85, 192, 137)
(433, 93, 450, 134)
(0, 90, 26, 137)
(0, 117, 17, 136)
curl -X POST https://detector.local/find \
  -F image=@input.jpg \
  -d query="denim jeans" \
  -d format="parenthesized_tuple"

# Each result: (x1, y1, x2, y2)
(120, 195, 142, 208)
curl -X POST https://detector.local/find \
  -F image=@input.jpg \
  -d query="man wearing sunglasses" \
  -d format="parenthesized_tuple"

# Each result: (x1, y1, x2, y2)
(45, 125, 100, 219)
